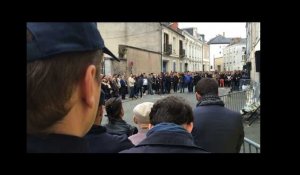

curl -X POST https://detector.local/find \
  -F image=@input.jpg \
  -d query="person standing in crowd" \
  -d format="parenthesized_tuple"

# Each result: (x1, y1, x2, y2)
(193, 73, 201, 92)
(180, 72, 185, 93)
(27, 22, 120, 153)
(85, 91, 134, 152)
(128, 102, 154, 145)
(109, 75, 119, 97)
(192, 78, 244, 153)
(104, 97, 138, 137)
(219, 73, 225, 87)
(101, 77, 112, 100)
(147, 73, 154, 95)
(120, 75, 127, 100)
(173, 72, 179, 93)
(165, 72, 171, 94)
(128, 74, 136, 99)
(120, 96, 208, 153)
(142, 74, 148, 95)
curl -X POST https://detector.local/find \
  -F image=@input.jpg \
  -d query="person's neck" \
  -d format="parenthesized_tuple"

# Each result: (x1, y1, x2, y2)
(49, 105, 92, 138)
(48, 120, 84, 138)
(138, 124, 149, 132)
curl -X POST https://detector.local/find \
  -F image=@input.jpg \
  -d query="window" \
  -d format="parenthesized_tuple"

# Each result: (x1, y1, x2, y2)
(164, 33, 169, 52)
(173, 37, 176, 53)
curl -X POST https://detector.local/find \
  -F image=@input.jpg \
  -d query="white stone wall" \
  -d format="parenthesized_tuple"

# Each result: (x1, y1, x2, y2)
(209, 44, 229, 71)
(223, 43, 245, 71)
(182, 30, 203, 72)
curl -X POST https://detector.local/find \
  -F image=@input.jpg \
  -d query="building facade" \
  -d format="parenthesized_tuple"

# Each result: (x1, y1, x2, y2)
(214, 56, 224, 72)
(223, 38, 246, 71)
(246, 22, 260, 84)
(114, 45, 161, 75)
(161, 23, 185, 73)
(207, 34, 231, 71)
(181, 28, 203, 72)
(97, 22, 161, 75)
(203, 43, 210, 71)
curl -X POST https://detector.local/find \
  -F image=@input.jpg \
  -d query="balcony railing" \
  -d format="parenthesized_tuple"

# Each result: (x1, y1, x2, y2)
(164, 44, 172, 55)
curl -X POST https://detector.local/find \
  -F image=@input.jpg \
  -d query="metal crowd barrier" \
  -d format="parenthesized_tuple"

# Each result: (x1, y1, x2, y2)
(219, 90, 253, 113)
(219, 80, 260, 113)
(240, 137, 260, 153)
(219, 81, 260, 153)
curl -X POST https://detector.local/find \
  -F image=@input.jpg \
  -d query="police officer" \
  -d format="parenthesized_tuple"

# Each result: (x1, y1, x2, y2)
(27, 23, 119, 153)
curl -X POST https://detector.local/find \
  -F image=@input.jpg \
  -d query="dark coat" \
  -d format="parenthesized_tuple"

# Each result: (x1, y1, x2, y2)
(105, 119, 138, 137)
(120, 131, 208, 153)
(137, 77, 144, 88)
(192, 105, 244, 153)
(85, 125, 134, 153)
(27, 134, 89, 153)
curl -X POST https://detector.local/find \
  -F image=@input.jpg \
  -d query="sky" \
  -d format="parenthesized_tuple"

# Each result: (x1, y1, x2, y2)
(178, 22, 246, 42)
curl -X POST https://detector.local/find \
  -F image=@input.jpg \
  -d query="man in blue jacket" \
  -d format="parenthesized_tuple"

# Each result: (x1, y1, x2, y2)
(192, 78, 244, 153)
(120, 96, 207, 153)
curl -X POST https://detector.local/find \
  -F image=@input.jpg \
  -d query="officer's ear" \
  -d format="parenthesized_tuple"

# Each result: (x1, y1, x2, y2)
(81, 65, 98, 108)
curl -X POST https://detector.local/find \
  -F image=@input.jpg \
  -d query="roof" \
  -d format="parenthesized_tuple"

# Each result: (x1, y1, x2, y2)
(182, 28, 193, 36)
(161, 23, 185, 37)
(228, 38, 247, 45)
(207, 35, 231, 44)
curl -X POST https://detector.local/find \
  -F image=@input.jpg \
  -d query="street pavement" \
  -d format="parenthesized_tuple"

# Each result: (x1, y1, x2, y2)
(102, 87, 260, 145)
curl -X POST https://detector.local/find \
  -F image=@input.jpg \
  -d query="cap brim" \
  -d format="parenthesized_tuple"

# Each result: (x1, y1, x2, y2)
(103, 47, 120, 62)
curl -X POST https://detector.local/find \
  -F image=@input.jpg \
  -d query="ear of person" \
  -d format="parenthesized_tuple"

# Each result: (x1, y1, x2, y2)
(82, 65, 98, 107)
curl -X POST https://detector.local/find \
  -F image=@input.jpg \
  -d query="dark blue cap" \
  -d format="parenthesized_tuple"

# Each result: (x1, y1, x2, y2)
(27, 22, 120, 62)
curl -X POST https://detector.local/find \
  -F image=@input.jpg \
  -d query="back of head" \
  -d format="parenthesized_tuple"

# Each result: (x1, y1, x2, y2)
(105, 97, 123, 123)
(133, 102, 154, 124)
(149, 96, 193, 125)
(195, 78, 218, 96)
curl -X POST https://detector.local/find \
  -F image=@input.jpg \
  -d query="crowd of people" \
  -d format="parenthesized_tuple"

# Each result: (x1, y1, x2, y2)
(27, 22, 244, 153)
(100, 69, 250, 101)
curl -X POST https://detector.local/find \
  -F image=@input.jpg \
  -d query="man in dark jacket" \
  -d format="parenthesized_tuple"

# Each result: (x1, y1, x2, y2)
(27, 23, 120, 153)
(85, 91, 134, 153)
(120, 96, 208, 153)
(192, 78, 244, 153)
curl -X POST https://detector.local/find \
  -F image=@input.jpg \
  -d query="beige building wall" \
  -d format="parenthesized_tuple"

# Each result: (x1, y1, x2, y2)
(162, 26, 184, 73)
(214, 57, 224, 72)
(112, 46, 161, 76)
(203, 43, 210, 71)
(162, 28, 184, 57)
(98, 22, 162, 56)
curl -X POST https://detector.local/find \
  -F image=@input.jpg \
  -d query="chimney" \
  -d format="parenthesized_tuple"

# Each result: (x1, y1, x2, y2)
(223, 32, 225, 37)
(170, 22, 178, 31)
(200, 34, 205, 41)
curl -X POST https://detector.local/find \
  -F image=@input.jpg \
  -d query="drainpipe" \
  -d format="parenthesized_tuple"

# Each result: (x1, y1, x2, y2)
(202, 42, 204, 71)
(161, 23, 163, 72)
